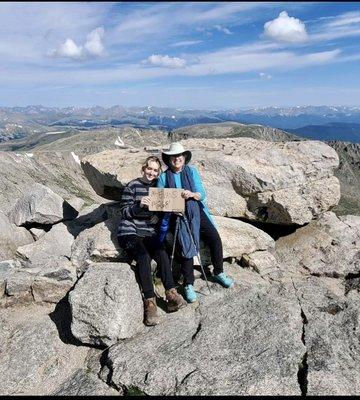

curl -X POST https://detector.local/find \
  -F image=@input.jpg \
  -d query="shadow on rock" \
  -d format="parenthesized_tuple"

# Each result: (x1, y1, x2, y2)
(64, 204, 109, 237)
(49, 293, 85, 347)
(235, 216, 301, 241)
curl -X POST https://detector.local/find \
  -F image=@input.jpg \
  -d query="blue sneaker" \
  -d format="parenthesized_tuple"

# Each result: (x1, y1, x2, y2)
(214, 272, 234, 288)
(184, 284, 197, 303)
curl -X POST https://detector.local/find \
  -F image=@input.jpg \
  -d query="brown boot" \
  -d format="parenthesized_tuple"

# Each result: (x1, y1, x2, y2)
(165, 288, 187, 312)
(144, 297, 160, 326)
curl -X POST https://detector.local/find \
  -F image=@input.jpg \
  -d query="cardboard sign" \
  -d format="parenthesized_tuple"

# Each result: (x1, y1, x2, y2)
(148, 188, 185, 212)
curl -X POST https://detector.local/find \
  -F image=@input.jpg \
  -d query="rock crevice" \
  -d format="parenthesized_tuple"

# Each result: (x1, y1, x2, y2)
(291, 279, 309, 397)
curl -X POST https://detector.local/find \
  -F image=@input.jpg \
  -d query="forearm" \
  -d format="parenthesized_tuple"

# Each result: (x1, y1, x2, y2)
(191, 167, 206, 201)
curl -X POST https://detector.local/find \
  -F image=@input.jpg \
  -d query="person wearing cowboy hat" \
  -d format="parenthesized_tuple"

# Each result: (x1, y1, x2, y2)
(157, 142, 234, 303)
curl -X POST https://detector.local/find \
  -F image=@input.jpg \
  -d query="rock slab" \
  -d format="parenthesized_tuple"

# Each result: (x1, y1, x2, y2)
(8, 182, 78, 226)
(101, 281, 305, 395)
(69, 262, 144, 347)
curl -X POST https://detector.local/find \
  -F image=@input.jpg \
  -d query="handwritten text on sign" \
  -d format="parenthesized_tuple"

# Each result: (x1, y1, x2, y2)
(148, 188, 185, 212)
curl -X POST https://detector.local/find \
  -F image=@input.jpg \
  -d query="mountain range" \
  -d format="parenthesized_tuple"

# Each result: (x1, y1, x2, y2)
(1, 105, 360, 143)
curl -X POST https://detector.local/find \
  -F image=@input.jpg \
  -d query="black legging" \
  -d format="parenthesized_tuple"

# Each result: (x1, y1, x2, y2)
(178, 208, 223, 286)
(118, 235, 175, 299)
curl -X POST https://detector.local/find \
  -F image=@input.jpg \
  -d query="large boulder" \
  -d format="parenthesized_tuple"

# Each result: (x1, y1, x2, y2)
(0, 223, 77, 305)
(81, 148, 153, 200)
(0, 260, 33, 303)
(208, 216, 275, 260)
(16, 223, 74, 267)
(192, 215, 275, 268)
(275, 212, 360, 278)
(80, 138, 340, 225)
(8, 183, 78, 226)
(0, 258, 76, 306)
(0, 211, 33, 261)
(1, 270, 33, 303)
(187, 138, 340, 225)
(69, 262, 144, 347)
(70, 216, 127, 276)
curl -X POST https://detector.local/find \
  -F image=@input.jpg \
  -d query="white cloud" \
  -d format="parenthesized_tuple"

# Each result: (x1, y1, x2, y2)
(310, 27, 360, 42)
(0, 2, 110, 62)
(300, 49, 341, 65)
(181, 46, 341, 77)
(9, 46, 342, 88)
(49, 27, 105, 60)
(185, 2, 270, 23)
(259, 72, 272, 80)
(84, 27, 105, 56)
(214, 25, 232, 35)
(49, 38, 84, 60)
(308, 11, 360, 42)
(142, 54, 186, 69)
(171, 40, 203, 47)
(326, 11, 360, 27)
(263, 11, 309, 43)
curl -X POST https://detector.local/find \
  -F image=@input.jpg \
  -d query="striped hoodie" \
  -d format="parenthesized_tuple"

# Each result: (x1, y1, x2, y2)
(117, 177, 159, 237)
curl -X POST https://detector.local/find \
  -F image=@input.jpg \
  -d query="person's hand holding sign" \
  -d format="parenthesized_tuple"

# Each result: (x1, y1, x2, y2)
(181, 190, 201, 201)
(140, 196, 151, 208)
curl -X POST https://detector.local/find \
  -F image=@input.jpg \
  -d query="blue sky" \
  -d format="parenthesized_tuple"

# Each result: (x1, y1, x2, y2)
(1, 1, 360, 109)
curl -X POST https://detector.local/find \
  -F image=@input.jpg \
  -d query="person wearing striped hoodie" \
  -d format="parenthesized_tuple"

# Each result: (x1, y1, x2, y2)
(117, 156, 187, 326)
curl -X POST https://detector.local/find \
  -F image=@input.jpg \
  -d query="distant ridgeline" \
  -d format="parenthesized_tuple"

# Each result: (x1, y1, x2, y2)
(0, 105, 360, 143)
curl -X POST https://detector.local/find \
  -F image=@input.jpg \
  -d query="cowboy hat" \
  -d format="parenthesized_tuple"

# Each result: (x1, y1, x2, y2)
(161, 142, 192, 167)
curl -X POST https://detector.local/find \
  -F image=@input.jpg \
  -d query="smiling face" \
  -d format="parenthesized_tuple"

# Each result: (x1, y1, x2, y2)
(170, 153, 185, 172)
(142, 160, 160, 182)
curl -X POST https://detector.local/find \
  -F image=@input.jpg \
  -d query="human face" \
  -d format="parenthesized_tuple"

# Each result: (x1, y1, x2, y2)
(142, 160, 160, 182)
(170, 154, 185, 172)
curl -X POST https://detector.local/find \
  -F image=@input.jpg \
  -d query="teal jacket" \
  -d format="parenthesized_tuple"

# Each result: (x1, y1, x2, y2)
(157, 165, 215, 227)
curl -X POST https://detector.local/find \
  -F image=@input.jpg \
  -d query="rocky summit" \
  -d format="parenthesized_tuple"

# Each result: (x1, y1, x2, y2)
(0, 132, 359, 396)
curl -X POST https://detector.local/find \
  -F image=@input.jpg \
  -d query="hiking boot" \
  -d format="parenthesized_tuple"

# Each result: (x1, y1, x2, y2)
(184, 284, 197, 303)
(144, 297, 160, 326)
(214, 272, 234, 288)
(165, 288, 187, 312)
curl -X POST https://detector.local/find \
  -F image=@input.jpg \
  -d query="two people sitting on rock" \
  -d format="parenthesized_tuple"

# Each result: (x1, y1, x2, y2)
(117, 144, 234, 326)
(117, 156, 187, 326)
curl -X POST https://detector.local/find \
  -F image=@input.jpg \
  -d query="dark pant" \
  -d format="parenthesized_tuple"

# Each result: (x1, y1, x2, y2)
(178, 208, 223, 286)
(118, 234, 175, 299)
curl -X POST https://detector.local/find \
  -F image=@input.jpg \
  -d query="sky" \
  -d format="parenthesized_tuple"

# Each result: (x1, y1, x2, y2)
(1, 1, 360, 109)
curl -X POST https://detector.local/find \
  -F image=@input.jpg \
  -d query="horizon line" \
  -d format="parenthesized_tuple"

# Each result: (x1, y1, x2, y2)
(1, 104, 360, 110)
